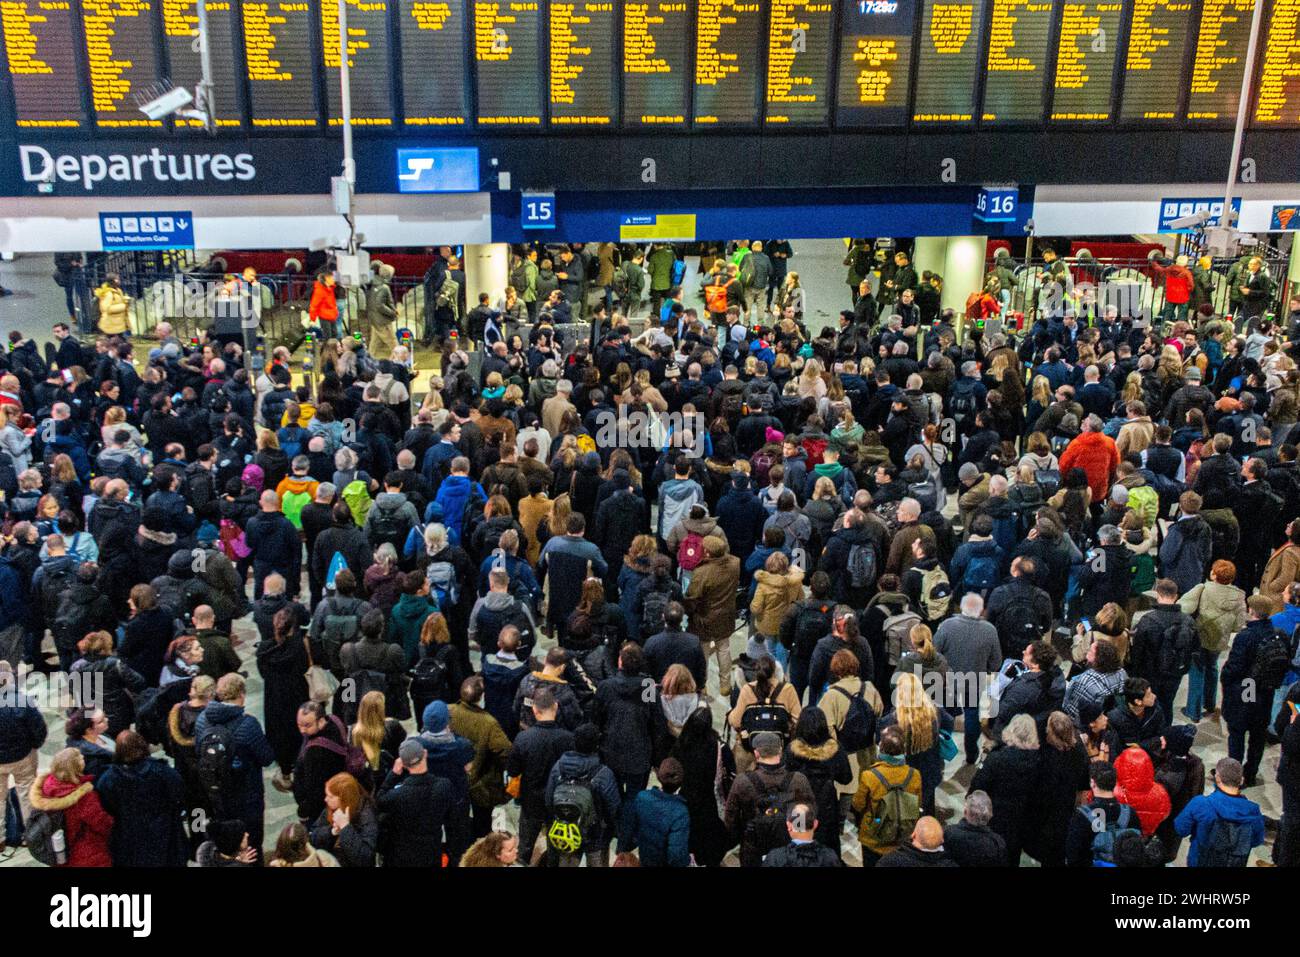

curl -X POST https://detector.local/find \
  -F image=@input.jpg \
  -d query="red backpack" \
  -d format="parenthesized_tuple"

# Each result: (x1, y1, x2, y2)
(677, 532, 706, 571)
(705, 281, 729, 314)
(801, 435, 828, 468)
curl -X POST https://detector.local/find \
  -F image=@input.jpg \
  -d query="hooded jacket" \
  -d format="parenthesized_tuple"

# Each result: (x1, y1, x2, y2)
(594, 670, 659, 776)
(1113, 746, 1172, 837)
(31, 773, 113, 867)
(192, 701, 276, 820)
(657, 477, 705, 539)
(544, 750, 621, 851)
(750, 567, 805, 637)
(94, 757, 188, 867)
(683, 539, 740, 644)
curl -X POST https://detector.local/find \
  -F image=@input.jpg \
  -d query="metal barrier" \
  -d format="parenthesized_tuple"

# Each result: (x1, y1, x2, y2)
(1002, 252, 1291, 324)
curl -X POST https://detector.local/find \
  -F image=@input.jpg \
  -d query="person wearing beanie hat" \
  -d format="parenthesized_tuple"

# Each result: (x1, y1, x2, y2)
(373, 736, 454, 868)
(415, 699, 475, 862)
(1154, 723, 1205, 864)
(543, 723, 621, 865)
(1077, 698, 1121, 762)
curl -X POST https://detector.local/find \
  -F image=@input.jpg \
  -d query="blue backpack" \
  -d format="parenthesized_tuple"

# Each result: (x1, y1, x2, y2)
(962, 552, 1000, 595)
(1083, 804, 1142, 866)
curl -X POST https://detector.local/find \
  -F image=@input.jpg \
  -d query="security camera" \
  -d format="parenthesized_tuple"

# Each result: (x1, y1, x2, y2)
(138, 85, 194, 121)
(1023, 218, 1035, 235)
(1168, 210, 1212, 231)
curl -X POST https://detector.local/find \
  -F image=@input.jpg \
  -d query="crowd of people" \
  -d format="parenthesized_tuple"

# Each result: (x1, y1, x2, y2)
(0, 236, 1297, 870)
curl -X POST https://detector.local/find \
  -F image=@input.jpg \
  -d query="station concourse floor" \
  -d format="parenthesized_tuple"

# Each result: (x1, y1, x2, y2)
(0, 244, 1285, 866)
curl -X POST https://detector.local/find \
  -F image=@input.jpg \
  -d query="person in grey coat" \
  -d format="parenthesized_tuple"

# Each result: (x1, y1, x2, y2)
(934, 593, 1003, 763)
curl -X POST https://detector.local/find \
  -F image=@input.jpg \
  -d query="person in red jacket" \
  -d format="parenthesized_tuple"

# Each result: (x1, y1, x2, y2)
(1154, 255, 1194, 325)
(308, 272, 340, 340)
(29, 748, 114, 867)
(1059, 415, 1121, 505)
(1113, 745, 1172, 838)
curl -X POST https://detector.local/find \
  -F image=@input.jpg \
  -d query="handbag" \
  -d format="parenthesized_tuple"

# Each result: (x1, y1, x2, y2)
(938, 728, 959, 763)
(303, 638, 338, 704)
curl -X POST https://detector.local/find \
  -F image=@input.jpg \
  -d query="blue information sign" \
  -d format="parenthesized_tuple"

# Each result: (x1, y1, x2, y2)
(974, 187, 1018, 223)
(99, 211, 194, 251)
(1158, 197, 1242, 233)
(521, 192, 557, 230)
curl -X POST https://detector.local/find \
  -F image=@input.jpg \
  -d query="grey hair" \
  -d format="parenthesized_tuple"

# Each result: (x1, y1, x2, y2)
(334, 446, 357, 469)
(898, 497, 921, 520)
(988, 474, 1009, 495)
(1002, 713, 1040, 750)
(960, 592, 984, 617)
(892, 340, 910, 356)
(1098, 523, 1122, 545)
(375, 542, 398, 565)
(964, 790, 994, 826)
(1084, 414, 1105, 432)
(961, 361, 979, 376)
(424, 523, 448, 555)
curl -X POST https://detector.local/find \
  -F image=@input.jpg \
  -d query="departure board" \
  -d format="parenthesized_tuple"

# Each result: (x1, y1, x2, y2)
(400, 0, 469, 123)
(1120, 0, 1193, 121)
(982, 0, 1055, 122)
(1050, 0, 1123, 120)
(2, 0, 85, 126)
(912, 0, 984, 121)
(1186, 0, 1254, 121)
(623, 0, 690, 125)
(474, 0, 542, 124)
(82, 0, 162, 127)
(765, 0, 835, 124)
(322, 0, 393, 125)
(243, 0, 317, 126)
(549, 0, 616, 124)
(162, 0, 241, 127)
(836, 0, 917, 126)
(1254, 0, 1300, 124)
(694, 0, 764, 126)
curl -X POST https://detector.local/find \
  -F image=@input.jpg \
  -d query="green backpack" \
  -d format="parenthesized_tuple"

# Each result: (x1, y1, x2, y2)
(282, 490, 312, 529)
(341, 480, 372, 527)
(919, 565, 952, 621)
(867, 766, 920, 846)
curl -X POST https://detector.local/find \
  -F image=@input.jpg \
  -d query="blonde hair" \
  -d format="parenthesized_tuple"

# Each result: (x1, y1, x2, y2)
(50, 747, 86, 784)
(352, 691, 388, 769)
(813, 475, 837, 501)
(891, 671, 936, 753)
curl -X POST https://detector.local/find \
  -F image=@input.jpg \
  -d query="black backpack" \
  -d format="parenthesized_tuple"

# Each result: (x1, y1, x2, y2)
(196, 722, 236, 815)
(1250, 630, 1293, 691)
(639, 585, 674, 640)
(1157, 618, 1200, 678)
(744, 770, 799, 862)
(790, 601, 834, 660)
(368, 501, 410, 549)
(739, 682, 792, 750)
(830, 683, 876, 752)
(996, 594, 1044, 659)
(1197, 813, 1254, 867)
(409, 652, 449, 706)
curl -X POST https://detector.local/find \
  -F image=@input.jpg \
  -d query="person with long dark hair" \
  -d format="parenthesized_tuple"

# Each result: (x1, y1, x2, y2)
(784, 708, 852, 860)
(671, 708, 732, 867)
(256, 606, 309, 792)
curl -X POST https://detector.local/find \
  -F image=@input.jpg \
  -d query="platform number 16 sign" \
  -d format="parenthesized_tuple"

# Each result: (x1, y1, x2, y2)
(974, 187, 1018, 224)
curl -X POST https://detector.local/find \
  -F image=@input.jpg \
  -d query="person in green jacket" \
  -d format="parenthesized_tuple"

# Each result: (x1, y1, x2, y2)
(618, 251, 647, 317)
(448, 675, 513, 837)
(388, 571, 438, 666)
(647, 244, 678, 316)
(511, 249, 540, 321)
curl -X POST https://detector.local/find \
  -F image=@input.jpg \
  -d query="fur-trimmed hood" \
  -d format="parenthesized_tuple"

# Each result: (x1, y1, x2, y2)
(789, 737, 841, 761)
(30, 773, 94, 812)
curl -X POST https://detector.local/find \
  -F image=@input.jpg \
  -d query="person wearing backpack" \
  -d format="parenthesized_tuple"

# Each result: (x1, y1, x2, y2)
(507, 685, 576, 864)
(949, 514, 1005, 600)
(292, 701, 352, 824)
(1174, 757, 1266, 866)
(779, 571, 836, 702)
(0, 661, 46, 844)
(818, 509, 882, 607)
(1127, 578, 1199, 721)
(376, 737, 454, 868)
(725, 730, 815, 867)
(28, 747, 113, 867)
(307, 569, 374, 677)
(901, 536, 952, 627)
(544, 722, 620, 867)
(1222, 596, 1291, 787)
(192, 674, 276, 862)
(729, 654, 801, 773)
(1064, 760, 1139, 867)
(365, 472, 420, 561)
(851, 725, 922, 866)
(986, 556, 1055, 661)
(274, 456, 319, 532)
(339, 609, 410, 724)
(784, 708, 853, 861)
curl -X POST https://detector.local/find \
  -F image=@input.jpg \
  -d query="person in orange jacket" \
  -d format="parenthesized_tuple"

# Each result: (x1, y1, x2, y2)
(1113, 745, 1172, 838)
(309, 272, 340, 340)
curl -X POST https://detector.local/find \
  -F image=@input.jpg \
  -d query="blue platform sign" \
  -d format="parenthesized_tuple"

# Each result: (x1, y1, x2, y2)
(395, 147, 480, 193)
(521, 192, 557, 230)
(974, 187, 1018, 223)
(1158, 197, 1241, 233)
(99, 211, 194, 251)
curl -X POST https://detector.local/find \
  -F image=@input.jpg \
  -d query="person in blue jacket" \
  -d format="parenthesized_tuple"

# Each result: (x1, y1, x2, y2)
(431, 457, 486, 547)
(1174, 757, 1266, 866)
(192, 674, 277, 862)
(619, 757, 691, 867)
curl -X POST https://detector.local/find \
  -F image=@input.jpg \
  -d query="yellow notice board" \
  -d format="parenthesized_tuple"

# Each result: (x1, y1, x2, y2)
(619, 213, 697, 241)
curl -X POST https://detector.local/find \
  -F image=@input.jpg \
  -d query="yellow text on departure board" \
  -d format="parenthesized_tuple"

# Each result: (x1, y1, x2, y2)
(82, 0, 162, 125)
(766, 0, 831, 104)
(986, 0, 1052, 72)
(1255, 0, 1300, 122)
(1188, 0, 1253, 116)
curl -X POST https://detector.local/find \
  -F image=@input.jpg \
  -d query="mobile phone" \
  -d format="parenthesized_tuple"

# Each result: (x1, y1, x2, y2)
(1080, 618, 1091, 631)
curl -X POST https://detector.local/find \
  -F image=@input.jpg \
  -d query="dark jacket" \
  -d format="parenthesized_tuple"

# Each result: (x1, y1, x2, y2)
(723, 760, 815, 867)
(969, 744, 1041, 864)
(376, 768, 453, 867)
(807, 633, 874, 703)
(293, 715, 348, 823)
(245, 510, 302, 581)
(94, 757, 188, 867)
(0, 687, 46, 763)
(1105, 701, 1168, 758)
(310, 802, 380, 867)
(944, 819, 1008, 867)
(621, 787, 691, 866)
(875, 842, 959, 867)
(1222, 618, 1284, 729)
(70, 653, 147, 737)
(119, 606, 179, 686)
(644, 628, 708, 688)
(992, 667, 1066, 737)
(192, 701, 276, 821)
(1129, 603, 1199, 688)
(762, 840, 843, 867)
(595, 670, 658, 776)
(506, 719, 575, 818)
(544, 750, 622, 851)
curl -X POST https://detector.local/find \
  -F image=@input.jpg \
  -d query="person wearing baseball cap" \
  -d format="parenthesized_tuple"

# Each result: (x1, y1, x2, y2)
(374, 738, 454, 867)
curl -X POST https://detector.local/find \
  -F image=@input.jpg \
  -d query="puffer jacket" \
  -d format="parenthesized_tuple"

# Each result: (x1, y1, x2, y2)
(31, 773, 114, 866)
(749, 567, 805, 637)
(95, 282, 130, 334)
(1113, 745, 1172, 837)
(1179, 580, 1247, 653)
